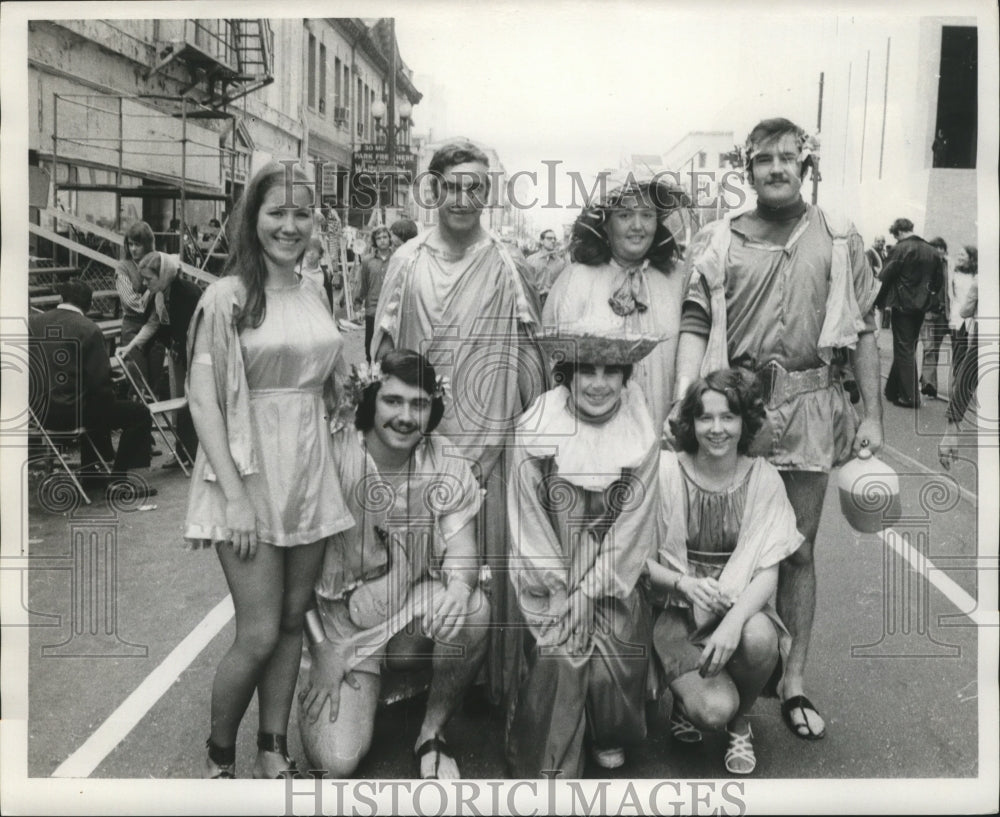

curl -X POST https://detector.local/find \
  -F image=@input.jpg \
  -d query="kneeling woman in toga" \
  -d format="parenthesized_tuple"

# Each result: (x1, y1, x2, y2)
(649, 367, 803, 774)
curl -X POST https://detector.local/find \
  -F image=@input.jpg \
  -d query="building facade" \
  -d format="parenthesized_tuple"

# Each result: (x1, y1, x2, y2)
(816, 16, 979, 250)
(27, 17, 422, 249)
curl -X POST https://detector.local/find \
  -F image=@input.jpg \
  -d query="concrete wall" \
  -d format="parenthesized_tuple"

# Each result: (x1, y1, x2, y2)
(817, 16, 977, 249)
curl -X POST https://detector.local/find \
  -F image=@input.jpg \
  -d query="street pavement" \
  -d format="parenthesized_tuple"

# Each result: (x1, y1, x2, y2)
(20, 322, 986, 783)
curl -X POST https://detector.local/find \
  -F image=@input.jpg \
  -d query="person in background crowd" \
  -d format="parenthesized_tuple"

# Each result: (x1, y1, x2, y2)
(389, 217, 419, 249)
(116, 220, 167, 398)
(651, 368, 803, 775)
(298, 350, 489, 780)
(878, 217, 944, 408)
(545, 168, 693, 435)
(371, 139, 546, 708)
(299, 236, 330, 305)
(672, 117, 883, 741)
(119, 250, 202, 467)
(865, 235, 887, 277)
(525, 229, 568, 306)
(919, 237, 951, 399)
(29, 280, 155, 499)
(356, 226, 394, 363)
(507, 329, 661, 778)
(184, 162, 353, 779)
(939, 245, 979, 470)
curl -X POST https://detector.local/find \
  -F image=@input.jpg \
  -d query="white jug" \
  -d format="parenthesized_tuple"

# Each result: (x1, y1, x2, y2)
(837, 447, 901, 533)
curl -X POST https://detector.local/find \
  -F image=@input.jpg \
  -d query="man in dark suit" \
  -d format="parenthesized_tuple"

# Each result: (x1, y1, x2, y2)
(878, 217, 945, 407)
(29, 280, 155, 496)
(119, 251, 202, 465)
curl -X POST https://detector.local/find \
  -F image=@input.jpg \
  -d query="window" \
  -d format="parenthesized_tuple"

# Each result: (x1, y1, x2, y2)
(334, 56, 341, 108)
(698, 151, 707, 169)
(319, 43, 327, 114)
(307, 32, 316, 109)
(933, 26, 977, 169)
(357, 77, 364, 137)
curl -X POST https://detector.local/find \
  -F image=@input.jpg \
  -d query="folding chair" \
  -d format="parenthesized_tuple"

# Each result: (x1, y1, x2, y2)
(28, 405, 111, 505)
(114, 348, 192, 477)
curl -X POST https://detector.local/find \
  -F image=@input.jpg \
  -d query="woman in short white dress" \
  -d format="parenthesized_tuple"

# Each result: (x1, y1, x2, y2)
(186, 162, 354, 778)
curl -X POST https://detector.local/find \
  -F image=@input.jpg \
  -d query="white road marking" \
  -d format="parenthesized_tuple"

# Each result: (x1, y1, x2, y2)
(51, 595, 234, 778)
(881, 442, 977, 507)
(879, 529, 997, 627)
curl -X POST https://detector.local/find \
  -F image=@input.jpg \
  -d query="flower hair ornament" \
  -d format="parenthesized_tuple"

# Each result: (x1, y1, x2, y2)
(333, 361, 451, 428)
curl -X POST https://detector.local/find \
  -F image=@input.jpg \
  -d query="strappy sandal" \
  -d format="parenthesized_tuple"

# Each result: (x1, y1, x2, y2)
(669, 704, 703, 744)
(414, 736, 457, 780)
(253, 732, 304, 779)
(724, 724, 756, 775)
(205, 737, 236, 779)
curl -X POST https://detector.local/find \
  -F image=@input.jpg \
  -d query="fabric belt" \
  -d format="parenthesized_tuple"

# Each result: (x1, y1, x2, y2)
(759, 361, 833, 408)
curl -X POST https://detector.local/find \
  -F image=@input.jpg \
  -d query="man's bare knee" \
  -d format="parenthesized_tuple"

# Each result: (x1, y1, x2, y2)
(299, 674, 378, 777)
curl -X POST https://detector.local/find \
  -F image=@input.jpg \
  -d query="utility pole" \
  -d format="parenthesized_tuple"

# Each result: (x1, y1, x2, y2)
(386, 17, 396, 217)
(812, 71, 824, 205)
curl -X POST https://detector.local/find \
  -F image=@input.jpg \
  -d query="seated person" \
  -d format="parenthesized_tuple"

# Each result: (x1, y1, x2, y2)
(506, 327, 661, 778)
(29, 280, 155, 498)
(297, 350, 490, 780)
(648, 368, 803, 775)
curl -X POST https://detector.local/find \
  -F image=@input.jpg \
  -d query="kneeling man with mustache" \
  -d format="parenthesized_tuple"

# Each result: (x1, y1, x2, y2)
(298, 349, 489, 779)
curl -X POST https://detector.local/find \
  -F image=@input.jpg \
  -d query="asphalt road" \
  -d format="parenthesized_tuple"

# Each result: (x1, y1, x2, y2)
(19, 323, 986, 785)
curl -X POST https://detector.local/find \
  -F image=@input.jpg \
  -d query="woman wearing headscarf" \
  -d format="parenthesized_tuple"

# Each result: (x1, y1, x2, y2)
(543, 169, 695, 435)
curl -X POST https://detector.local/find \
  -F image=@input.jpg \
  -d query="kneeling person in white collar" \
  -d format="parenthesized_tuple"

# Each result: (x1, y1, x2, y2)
(506, 328, 663, 777)
(298, 350, 489, 780)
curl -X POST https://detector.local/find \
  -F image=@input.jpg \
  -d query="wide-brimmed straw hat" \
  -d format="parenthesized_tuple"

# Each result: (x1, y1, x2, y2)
(538, 324, 666, 366)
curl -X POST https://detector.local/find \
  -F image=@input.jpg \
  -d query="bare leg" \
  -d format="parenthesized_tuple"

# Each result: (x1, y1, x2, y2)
(298, 669, 380, 778)
(253, 540, 326, 778)
(411, 585, 491, 778)
(208, 542, 284, 776)
(777, 471, 828, 737)
(724, 612, 779, 729)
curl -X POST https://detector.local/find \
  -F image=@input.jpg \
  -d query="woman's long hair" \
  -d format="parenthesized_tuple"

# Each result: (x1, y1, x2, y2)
(957, 245, 978, 274)
(223, 162, 313, 331)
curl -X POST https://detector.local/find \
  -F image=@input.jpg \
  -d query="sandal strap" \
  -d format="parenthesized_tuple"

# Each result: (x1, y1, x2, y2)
(257, 732, 303, 778)
(257, 732, 290, 755)
(206, 738, 236, 779)
(724, 725, 756, 774)
(414, 736, 452, 780)
(669, 709, 703, 743)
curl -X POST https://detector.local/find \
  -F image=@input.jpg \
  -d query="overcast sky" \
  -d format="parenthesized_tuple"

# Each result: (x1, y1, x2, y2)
(392, 2, 843, 231)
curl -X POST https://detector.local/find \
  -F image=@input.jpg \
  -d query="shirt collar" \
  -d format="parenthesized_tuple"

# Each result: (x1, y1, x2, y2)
(56, 303, 84, 315)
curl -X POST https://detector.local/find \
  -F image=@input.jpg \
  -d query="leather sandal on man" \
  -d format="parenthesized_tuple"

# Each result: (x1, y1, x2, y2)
(415, 736, 458, 779)
(780, 695, 826, 740)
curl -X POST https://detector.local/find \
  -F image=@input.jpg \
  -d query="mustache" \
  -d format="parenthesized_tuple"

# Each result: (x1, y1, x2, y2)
(384, 420, 420, 434)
